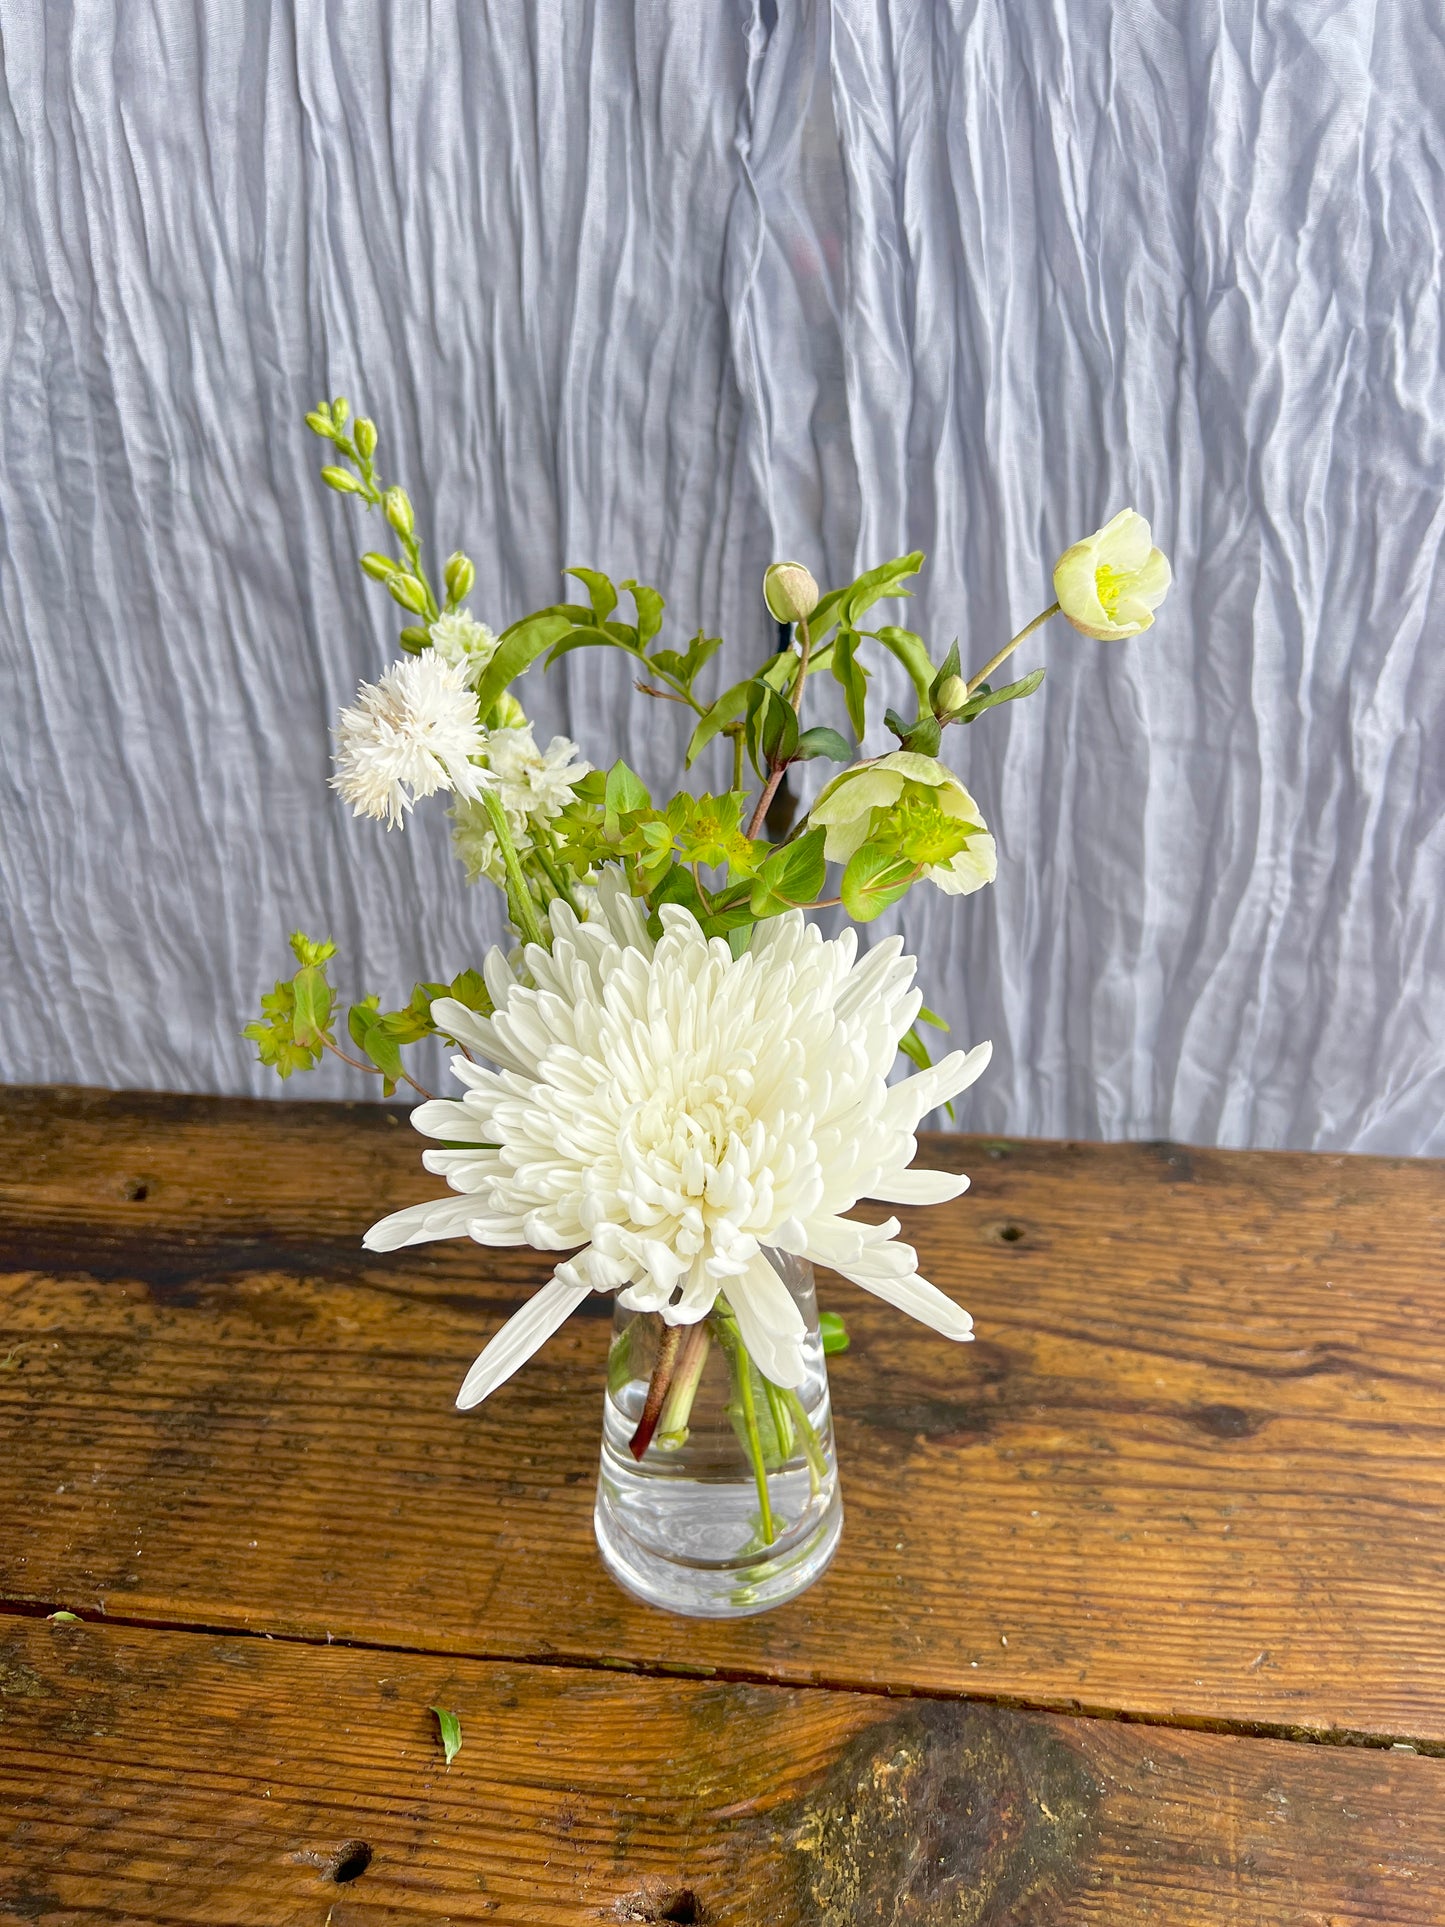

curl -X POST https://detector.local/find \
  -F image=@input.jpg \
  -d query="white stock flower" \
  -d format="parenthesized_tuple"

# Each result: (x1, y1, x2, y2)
(331, 654, 488, 829)
(428, 608, 499, 689)
(365, 875, 991, 1408)
(451, 724, 589, 884)
(1053, 508, 1172, 640)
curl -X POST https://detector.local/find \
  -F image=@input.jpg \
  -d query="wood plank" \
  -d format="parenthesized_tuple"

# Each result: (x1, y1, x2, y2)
(1, 1088, 1443, 1739)
(2, 1615, 1442, 1925)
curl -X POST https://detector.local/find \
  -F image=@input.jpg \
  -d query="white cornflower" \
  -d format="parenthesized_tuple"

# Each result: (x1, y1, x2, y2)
(331, 654, 488, 829)
(365, 874, 991, 1407)
(428, 608, 499, 689)
(451, 724, 589, 884)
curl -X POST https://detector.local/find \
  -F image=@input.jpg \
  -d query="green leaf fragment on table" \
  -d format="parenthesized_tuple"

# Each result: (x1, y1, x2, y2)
(431, 1706, 462, 1765)
(47, 1610, 81, 1623)
(819, 1311, 850, 1355)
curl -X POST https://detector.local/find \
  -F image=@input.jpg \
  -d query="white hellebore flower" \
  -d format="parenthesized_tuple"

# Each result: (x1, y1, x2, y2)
(451, 723, 589, 886)
(331, 654, 488, 829)
(810, 752, 998, 897)
(1053, 508, 1172, 640)
(428, 608, 499, 689)
(364, 874, 992, 1407)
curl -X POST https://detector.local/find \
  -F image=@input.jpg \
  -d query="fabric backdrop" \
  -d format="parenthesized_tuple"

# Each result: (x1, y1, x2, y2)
(1, 0, 1441, 1152)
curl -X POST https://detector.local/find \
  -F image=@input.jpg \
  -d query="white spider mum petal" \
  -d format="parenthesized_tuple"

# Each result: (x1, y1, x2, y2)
(367, 899, 990, 1403)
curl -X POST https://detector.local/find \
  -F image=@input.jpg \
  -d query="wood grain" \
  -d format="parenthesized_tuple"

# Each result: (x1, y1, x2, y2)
(2, 1616, 1443, 1925)
(1, 1088, 1442, 1741)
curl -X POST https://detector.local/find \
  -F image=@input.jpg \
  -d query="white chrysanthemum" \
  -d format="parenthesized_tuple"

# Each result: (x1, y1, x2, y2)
(332, 654, 488, 829)
(365, 873, 991, 1408)
(451, 724, 589, 884)
(428, 608, 499, 689)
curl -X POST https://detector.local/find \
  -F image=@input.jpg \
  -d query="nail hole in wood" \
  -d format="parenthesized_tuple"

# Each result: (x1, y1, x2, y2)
(122, 1179, 149, 1202)
(997, 1223, 1024, 1243)
(659, 1896, 699, 1924)
(330, 1840, 372, 1882)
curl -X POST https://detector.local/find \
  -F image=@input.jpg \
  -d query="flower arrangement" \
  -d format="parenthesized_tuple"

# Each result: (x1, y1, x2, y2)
(248, 397, 1170, 1605)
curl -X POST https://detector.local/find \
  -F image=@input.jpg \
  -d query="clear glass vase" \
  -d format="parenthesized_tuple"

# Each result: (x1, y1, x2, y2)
(593, 1249, 843, 1617)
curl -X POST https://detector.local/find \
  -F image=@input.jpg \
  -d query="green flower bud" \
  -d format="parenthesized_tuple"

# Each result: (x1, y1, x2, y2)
(387, 572, 429, 615)
(398, 625, 431, 654)
(305, 408, 334, 439)
(353, 417, 377, 460)
(489, 691, 528, 730)
(383, 486, 415, 540)
(321, 465, 363, 495)
(330, 397, 350, 427)
(359, 551, 398, 582)
(445, 551, 476, 603)
(935, 674, 967, 715)
(763, 560, 820, 625)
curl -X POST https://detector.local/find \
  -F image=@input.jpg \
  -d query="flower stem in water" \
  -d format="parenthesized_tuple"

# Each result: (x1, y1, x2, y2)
(715, 1302, 777, 1546)
(654, 1322, 711, 1449)
(628, 1321, 682, 1460)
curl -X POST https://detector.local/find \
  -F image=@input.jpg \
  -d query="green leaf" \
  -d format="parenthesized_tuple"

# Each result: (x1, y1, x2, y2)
(471, 611, 576, 718)
(605, 760, 651, 816)
(868, 626, 936, 706)
(686, 679, 752, 766)
(810, 552, 924, 643)
(751, 684, 799, 772)
(897, 1024, 932, 1072)
(622, 579, 664, 649)
(648, 863, 707, 919)
(358, 1021, 404, 1088)
(831, 628, 868, 737)
(897, 1023, 957, 1120)
(563, 566, 618, 622)
(818, 1311, 850, 1356)
(651, 630, 721, 691)
(290, 965, 332, 1045)
(953, 666, 1046, 724)
(288, 932, 337, 969)
(446, 968, 493, 1016)
(431, 1706, 463, 1765)
(47, 1610, 82, 1623)
(841, 843, 917, 922)
(749, 826, 827, 918)
(543, 622, 647, 668)
(917, 1004, 950, 1032)
(794, 726, 852, 763)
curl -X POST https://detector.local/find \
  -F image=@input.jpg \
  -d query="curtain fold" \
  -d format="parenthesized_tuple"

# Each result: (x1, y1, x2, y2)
(1, 0, 1440, 1151)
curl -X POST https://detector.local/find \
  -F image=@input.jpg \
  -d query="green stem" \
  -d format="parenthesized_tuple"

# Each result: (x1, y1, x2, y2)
(965, 601, 1059, 696)
(729, 726, 745, 796)
(478, 788, 547, 950)
(716, 1301, 776, 1546)
(781, 1388, 827, 1495)
(532, 824, 581, 915)
(789, 612, 813, 715)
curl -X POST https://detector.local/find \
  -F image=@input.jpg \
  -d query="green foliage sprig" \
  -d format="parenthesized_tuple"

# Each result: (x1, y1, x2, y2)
(253, 395, 1157, 1094)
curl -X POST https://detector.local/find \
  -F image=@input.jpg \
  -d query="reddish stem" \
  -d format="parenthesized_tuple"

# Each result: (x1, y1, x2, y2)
(628, 1322, 683, 1460)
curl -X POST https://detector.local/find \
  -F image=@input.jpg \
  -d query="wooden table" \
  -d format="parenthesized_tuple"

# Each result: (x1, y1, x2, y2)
(0, 1087, 1442, 1924)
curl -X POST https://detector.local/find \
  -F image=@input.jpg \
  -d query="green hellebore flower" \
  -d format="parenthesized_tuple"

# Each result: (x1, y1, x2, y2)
(1053, 508, 1172, 641)
(809, 751, 998, 897)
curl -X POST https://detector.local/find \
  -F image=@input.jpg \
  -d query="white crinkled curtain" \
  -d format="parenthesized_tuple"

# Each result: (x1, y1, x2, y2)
(0, 0, 1441, 1152)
